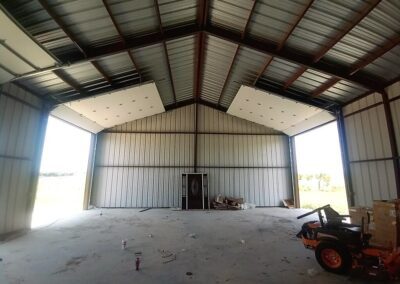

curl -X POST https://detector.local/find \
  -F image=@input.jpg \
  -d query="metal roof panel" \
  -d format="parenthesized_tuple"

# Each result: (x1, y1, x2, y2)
(131, 43, 175, 105)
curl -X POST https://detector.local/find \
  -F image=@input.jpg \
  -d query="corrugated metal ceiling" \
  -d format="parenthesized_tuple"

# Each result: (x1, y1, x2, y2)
(1, 0, 399, 110)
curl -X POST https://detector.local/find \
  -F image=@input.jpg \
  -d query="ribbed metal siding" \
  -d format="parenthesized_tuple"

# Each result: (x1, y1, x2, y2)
(364, 45, 400, 82)
(291, 69, 332, 93)
(92, 105, 196, 207)
(131, 44, 175, 105)
(321, 80, 368, 103)
(344, 92, 397, 206)
(158, 0, 197, 28)
(324, 0, 400, 69)
(92, 132, 194, 208)
(46, 0, 120, 48)
(1, 0, 82, 58)
(98, 0, 159, 38)
(262, 58, 301, 85)
(219, 47, 269, 108)
(91, 104, 291, 207)
(200, 35, 238, 104)
(95, 52, 136, 76)
(197, 134, 290, 206)
(166, 35, 195, 102)
(198, 105, 290, 206)
(0, 83, 43, 235)
(209, 0, 254, 34)
(19, 71, 70, 97)
(287, 0, 367, 55)
(247, 0, 309, 45)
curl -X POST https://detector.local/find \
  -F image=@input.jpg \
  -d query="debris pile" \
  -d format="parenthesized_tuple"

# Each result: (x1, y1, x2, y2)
(212, 194, 244, 210)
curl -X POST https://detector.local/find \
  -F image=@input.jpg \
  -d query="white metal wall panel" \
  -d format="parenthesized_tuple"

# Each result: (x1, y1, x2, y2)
(345, 106, 391, 161)
(91, 104, 291, 208)
(350, 161, 396, 206)
(343, 83, 399, 206)
(342, 92, 382, 116)
(0, 83, 43, 235)
(197, 133, 290, 206)
(387, 82, 400, 100)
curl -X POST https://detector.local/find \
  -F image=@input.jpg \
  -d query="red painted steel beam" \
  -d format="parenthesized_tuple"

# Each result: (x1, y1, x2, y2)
(284, 0, 381, 92)
(252, 56, 273, 85)
(312, 77, 340, 97)
(40, 0, 115, 88)
(277, 0, 314, 51)
(350, 35, 400, 76)
(38, 0, 87, 57)
(217, 0, 257, 105)
(91, 61, 112, 84)
(53, 69, 83, 92)
(194, 0, 208, 101)
(253, 0, 314, 86)
(207, 25, 384, 91)
(154, 0, 177, 104)
(217, 46, 240, 105)
(102, 0, 142, 82)
(313, 0, 382, 63)
(194, 31, 205, 100)
(283, 66, 307, 90)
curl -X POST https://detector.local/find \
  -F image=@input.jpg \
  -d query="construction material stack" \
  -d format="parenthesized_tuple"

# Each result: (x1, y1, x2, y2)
(369, 200, 400, 249)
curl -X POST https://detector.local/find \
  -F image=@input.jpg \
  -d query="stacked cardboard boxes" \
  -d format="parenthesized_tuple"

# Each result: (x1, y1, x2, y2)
(349, 206, 373, 232)
(369, 200, 400, 249)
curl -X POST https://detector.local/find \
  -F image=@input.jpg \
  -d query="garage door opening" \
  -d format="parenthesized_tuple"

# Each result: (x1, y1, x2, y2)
(295, 122, 348, 214)
(31, 117, 92, 228)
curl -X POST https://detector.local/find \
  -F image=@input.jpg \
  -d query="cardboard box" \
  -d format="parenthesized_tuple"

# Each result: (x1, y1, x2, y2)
(370, 200, 400, 249)
(349, 206, 373, 226)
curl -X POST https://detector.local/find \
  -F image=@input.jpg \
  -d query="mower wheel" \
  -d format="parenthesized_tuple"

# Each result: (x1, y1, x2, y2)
(315, 241, 351, 274)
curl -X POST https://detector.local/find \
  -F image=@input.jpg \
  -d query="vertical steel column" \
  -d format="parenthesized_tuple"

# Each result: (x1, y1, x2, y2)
(83, 134, 97, 210)
(194, 103, 198, 173)
(288, 136, 300, 208)
(336, 108, 355, 206)
(381, 91, 400, 198)
(25, 105, 51, 228)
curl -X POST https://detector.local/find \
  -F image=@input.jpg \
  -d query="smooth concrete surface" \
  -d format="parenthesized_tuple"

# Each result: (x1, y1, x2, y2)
(0, 208, 371, 284)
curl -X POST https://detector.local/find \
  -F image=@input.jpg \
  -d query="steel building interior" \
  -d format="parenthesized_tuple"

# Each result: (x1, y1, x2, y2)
(0, 0, 400, 283)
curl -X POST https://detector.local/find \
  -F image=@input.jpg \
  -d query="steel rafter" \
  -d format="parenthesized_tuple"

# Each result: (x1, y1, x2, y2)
(154, 0, 177, 105)
(102, 0, 142, 81)
(217, 0, 257, 106)
(284, 0, 382, 91)
(311, 78, 340, 97)
(39, 0, 114, 94)
(207, 24, 384, 91)
(253, 0, 312, 87)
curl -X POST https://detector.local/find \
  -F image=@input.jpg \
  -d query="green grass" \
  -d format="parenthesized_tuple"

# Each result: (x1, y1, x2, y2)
(299, 189, 348, 214)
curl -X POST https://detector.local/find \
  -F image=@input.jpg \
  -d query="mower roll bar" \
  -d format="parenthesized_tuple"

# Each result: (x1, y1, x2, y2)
(297, 205, 331, 220)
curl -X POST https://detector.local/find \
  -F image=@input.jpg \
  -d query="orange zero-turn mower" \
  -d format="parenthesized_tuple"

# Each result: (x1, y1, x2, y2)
(296, 205, 400, 280)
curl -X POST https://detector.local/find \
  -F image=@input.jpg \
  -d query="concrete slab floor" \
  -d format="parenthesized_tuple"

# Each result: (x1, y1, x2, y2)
(0, 208, 381, 284)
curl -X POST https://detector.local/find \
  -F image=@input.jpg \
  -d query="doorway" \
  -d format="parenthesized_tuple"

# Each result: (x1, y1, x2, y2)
(31, 117, 92, 228)
(294, 122, 348, 214)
